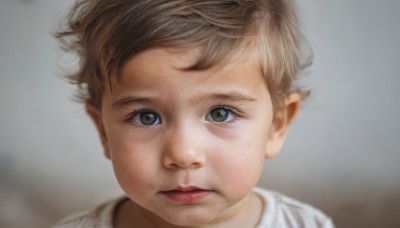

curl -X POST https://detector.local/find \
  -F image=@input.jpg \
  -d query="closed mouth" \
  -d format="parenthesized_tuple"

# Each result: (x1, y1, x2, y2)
(160, 186, 212, 203)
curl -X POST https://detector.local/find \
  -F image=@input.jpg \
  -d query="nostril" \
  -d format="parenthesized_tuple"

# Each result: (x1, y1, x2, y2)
(191, 161, 202, 169)
(163, 156, 204, 170)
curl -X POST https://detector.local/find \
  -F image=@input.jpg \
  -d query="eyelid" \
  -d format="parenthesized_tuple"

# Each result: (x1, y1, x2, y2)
(211, 105, 241, 116)
(123, 108, 161, 126)
(206, 105, 242, 123)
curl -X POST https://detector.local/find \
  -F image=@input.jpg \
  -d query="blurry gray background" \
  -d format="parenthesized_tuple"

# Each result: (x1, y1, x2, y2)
(0, 0, 399, 227)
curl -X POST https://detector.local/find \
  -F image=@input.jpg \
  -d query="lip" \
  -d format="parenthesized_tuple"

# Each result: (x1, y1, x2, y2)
(160, 186, 212, 203)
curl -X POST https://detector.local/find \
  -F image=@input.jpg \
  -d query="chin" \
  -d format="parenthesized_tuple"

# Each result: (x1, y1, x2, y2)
(160, 208, 217, 226)
(166, 218, 213, 227)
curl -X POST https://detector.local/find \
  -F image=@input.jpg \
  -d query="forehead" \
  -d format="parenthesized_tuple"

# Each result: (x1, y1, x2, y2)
(123, 48, 203, 74)
(103, 48, 270, 106)
(117, 47, 260, 83)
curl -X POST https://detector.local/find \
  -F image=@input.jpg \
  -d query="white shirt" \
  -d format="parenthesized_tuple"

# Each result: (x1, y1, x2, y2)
(53, 187, 334, 228)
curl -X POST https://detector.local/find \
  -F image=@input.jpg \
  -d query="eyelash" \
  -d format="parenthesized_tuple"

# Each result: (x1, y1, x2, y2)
(206, 105, 240, 123)
(124, 108, 160, 127)
(123, 105, 242, 126)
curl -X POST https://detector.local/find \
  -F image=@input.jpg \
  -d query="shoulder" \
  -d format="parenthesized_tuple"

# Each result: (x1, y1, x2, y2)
(52, 196, 127, 228)
(254, 187, 335, 228)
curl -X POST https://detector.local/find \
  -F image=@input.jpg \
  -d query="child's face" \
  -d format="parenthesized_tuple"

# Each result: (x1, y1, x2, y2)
(87, 48, 299, 226)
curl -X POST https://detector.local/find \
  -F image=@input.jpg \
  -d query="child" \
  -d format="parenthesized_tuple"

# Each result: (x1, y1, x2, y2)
(54, 0, 334, 227)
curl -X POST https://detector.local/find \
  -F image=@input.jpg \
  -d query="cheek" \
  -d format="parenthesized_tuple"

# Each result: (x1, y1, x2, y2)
(112, 153, 149, 184)
(107, 130, 160, 195)
(210, 125, 268, 196)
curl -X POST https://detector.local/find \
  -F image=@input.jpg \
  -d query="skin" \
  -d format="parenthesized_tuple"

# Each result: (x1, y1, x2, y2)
(86, 48, 301, 227)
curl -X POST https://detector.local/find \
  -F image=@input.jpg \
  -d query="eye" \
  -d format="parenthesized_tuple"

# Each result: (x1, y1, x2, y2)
(130, 111, 161, 126)
(206, 107, 235, 123)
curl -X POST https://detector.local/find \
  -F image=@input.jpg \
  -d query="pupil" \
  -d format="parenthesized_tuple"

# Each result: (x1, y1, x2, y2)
(211, 108, 228, 122)
(140, 112, 157, 125)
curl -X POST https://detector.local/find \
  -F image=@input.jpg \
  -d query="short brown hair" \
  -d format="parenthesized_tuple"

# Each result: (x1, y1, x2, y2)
(55, 0, 311, 110)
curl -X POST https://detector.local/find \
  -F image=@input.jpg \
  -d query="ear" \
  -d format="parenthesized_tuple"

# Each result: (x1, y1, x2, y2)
(85, 101, 111, 159)
(265, 93, 301, 159)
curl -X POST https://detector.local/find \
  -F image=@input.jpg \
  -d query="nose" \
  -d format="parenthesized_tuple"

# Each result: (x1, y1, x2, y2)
(162, 124, 205, 170)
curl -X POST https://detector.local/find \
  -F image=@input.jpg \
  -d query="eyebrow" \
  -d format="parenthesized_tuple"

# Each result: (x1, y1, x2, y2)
(111, 92, 258, 110)
(193, 92, 258, 104)
(112, 97, 154, 110)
